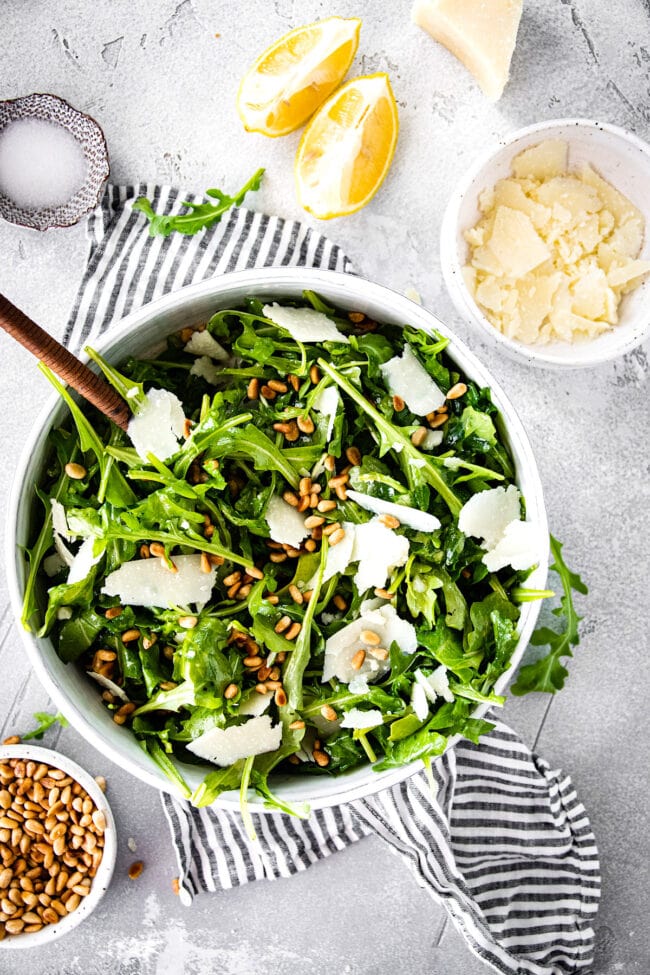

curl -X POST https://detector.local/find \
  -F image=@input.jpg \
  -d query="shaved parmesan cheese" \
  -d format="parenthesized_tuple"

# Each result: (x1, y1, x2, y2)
(239, 691, 273, 717)
(482, 518, 541, 572)
(414, 668, 439, 705)
(351, 519, 410, 593)
(67, 537, 103, 585)
(128, 387, 186, 462)
(54, 533, 74, 568)
(348, 675, 370, 695)
(102, 554, 216, 608)
(51, 498, 71, 540)
(421, 429, 444, 450)
(340, 708, 383, 730)
(411, 682, 429, 721)
(87, 671, 130, 702)
(44, 552, 68, 577)
(429, 664, 454, 703)
(262, 303, 349, 344)
(312, 385, 340, 441)
(458, 484, 521, 550)
(184, 330, 229, 361)
(265, 494, 308, 549)
(323, 603, 417, 684)
(190, 355, 220, 385)
(380, 345, 446, 416)
(187, 715, 282, 767)
(57, 607, 73, 620)
(347, 490, 441, 533)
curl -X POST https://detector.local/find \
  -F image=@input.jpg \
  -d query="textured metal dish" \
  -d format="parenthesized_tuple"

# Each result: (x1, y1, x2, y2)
(0, 92, 109, 231)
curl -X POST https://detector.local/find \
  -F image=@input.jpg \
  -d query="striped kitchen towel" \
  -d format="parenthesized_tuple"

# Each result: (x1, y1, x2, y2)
(67, 185, 600, 975)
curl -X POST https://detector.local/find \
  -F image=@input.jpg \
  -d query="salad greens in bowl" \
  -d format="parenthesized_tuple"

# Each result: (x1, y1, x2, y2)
(7, 268, 548, 816)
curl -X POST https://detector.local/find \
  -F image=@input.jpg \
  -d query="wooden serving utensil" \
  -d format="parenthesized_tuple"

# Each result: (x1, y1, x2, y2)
(0, 293, 130, 430)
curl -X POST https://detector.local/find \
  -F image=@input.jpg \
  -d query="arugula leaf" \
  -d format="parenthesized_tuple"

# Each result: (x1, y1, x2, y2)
(133, 169, 265, 237)
(511, 536, 587, 695)
(20, 711, 69, 740)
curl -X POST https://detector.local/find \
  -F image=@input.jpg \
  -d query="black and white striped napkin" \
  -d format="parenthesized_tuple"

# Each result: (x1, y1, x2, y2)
(66, 185, 600, 975)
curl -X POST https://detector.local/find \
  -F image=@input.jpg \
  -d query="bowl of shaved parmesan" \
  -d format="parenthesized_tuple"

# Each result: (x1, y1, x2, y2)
(7, 267, 548, 816)
(441, 118, 650, 368)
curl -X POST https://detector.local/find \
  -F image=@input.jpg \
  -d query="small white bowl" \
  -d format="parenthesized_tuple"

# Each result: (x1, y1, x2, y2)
(440, 118, 650, 369)
(0, 745, 116, 949)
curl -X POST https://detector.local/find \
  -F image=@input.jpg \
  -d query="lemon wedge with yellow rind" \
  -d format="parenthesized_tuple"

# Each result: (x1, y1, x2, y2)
(237, 16, 362, 138)
(294, 72, 399, 220)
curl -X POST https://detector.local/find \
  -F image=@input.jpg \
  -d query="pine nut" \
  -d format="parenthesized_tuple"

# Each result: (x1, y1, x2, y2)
(140, 543, 150, 558)
(243, 656, 263, 668)
(334, 484, 348, 501)
(2, 737, 20, 747)
(322, 522, 341, 536)
(94, 776, 107, 793)
(224, 684, 239, 700)
(317, 499, 337, 513)
(297, 415, 315, 434)
(178, 616, 198, 629)
(304, 515, 325, 529)
(313, 750, 330, 768)
(289, 720, 305, 730)
(320, 705, 338, 722)
(351, 649, 366, 670)
(429, 413, 447, 428)
(285, 622, 302, 641)
(324, 454, 336, 472)
(121, 629, 140, 643)
(128, 861, 144, 880)
(367, 646, 389, 660)
(299, 476, 312, 496)
(274, 688, 288, 707)
(267, 379, 287, 393)
(345, 446, 361, 466)
(65, 463, 86, 480)
(104, 606, 123, 620)
(247, 378, 260, 400)
(329, 528, 346, 546)
(446, 382, 467, 400)
(255, 684, 268, 694)
(374, 588, 394, 600)
(200, 552, 211, 574)
(282, 490, 299, 507)
(328, 474, 348, 488)
(411, 426, 428, 447)
(297, 494, 311, 512)
(270, 552, 287, 563)
(304, 539, 317, 552)
(392, 395, 405, 411)
(378, 514, 401, 530)
(274, 616, 291, 634)
(333, 595, 347, 611)
(309, 365, 320, 384)
(360, 630, 381, 646)
(265, 594, 279, 604)
(289, 584, 303, 605)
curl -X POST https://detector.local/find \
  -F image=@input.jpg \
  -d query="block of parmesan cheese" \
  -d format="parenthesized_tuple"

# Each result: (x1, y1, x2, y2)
(412, 0, 524, 101)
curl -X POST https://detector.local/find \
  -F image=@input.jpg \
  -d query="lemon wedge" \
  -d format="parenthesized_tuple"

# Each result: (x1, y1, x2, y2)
(237, 16, 361, 138)
(295, 73, 399, 220)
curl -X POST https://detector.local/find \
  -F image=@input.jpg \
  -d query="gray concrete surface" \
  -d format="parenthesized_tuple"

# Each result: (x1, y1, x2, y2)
(1, 1, 649, 972)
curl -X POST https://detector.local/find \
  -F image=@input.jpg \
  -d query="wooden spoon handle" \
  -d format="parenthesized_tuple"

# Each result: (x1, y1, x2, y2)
(0, 294, 130, 431)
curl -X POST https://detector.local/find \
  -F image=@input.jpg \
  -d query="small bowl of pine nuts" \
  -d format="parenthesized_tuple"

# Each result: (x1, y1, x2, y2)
(0, 745, 116, 948)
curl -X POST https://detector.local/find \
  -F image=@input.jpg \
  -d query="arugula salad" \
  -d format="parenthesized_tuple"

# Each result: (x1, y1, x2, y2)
(22, 292, 547, 816)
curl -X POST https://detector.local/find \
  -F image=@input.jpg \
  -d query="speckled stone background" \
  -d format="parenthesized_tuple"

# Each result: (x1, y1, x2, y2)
(1, 2, 649, 973)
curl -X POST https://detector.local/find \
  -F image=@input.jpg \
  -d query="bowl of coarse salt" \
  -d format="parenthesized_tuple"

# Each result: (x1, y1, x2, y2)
(0, 92, 109, 232)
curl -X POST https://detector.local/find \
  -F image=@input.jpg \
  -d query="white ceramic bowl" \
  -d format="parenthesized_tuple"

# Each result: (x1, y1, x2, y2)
(0, 745, 116, 948)
(6, 268, 549, 812)
(440, 118, 650, 368)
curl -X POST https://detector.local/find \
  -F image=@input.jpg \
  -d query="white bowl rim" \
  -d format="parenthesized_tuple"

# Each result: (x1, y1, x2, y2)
(440, 117, 650, 369)
(0, 744, 116, 948)
(5, 266, 549, 812)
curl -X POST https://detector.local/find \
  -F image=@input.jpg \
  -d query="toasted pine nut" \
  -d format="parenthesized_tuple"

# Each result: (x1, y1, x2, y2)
(198, 552, 211, 575)
(285, 622, 302, 641)
(367, 646, 389, 660)
(297, 415, 315, 434)
(236, 584, 251, 599)
(274, 688, 288, 707)
(304, 515, 325, 529)
(223, 571, 241, 587)
(65, 463, 86, 480)
(288, 584, 304, 605)
(446, 382, 467, 400)
(243, 656, 263, 668)
(284, 421, 299, 442)
(429, 413, 447, 429)
(313, 750, 330, 768)
(265, 594, 279, 604)
(378, 514, 401, 530)
(140, 544, 150, 559)
(351, 649, 366, 670)
(320, 705, 338, 722)
(254, 684, 268, 694)
(297, 494, 311, 512)
(324, 454, 336, 472)
(104, 606, 123, 620)
(224, 684, 239, 700)
(247, 566, 264, 580)
(322, 522, 341, 536)
(374, 588, 394, 600)
(247, 378, 260, 400)
(345, 446, 361, 466)
(392, 395, 405, 411)
(178, 616, 198, 629)
(289, 720, 305, 730)
(149, 542, 166, 558)
(334, 484, 348, 501)
(304, 539, 317, 552)
(328, 473, 348, 488)
(282, 490, 299, 507)
(317, 499, 337, 513)
(333, 595, 347, 611)
(411, 426, 428, 447)
(269, 552, 287, 563)
(329, 528, 346, 546)
(274, 615, 292, 634)
(360, 629, 381, 646)
(260, 385, 276, 400)
(272, 422, 293, 434)
(121, 629, 140, 643)
(3, 737, 20, 746)
(128, 861, 144, 880)
(267, 379, 287, 393)
(309, 364, 320, 384)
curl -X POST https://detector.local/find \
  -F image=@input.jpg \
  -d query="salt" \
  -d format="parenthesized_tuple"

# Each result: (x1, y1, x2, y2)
(0, 117, 88, 209)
